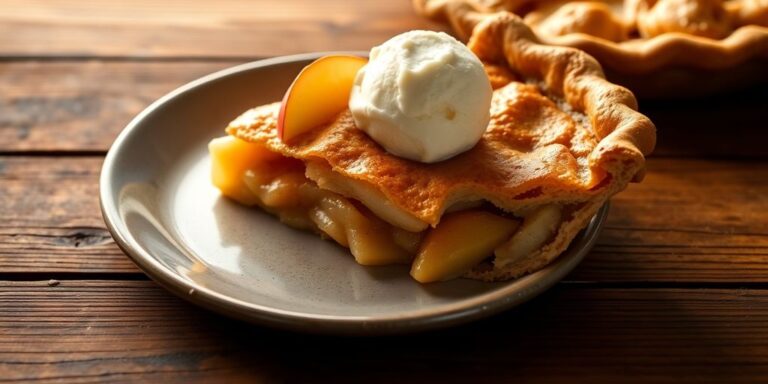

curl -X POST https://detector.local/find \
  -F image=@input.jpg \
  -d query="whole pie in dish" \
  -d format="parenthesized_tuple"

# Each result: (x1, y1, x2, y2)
(208, 13, 655, 283)
(415, 0, 768, 97)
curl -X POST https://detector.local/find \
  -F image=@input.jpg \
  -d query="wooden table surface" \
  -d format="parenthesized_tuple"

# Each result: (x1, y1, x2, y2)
(1, 1, 767, 382)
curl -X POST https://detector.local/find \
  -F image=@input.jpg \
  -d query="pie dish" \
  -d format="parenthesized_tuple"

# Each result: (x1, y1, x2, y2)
(414, 0, 768, 97)
(208, 13, 655, 283)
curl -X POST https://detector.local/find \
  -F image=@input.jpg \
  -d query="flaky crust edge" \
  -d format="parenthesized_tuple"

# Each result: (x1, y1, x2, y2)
(467, 12, 655, 187)
(461, 12, 655, 281)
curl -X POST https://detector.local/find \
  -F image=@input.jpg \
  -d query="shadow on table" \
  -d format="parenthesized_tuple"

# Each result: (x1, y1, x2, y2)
(640, 85, 768, 159)
(182, 284, 754, 383)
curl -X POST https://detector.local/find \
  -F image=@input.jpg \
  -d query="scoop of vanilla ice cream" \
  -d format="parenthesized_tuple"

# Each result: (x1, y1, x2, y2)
(349, 30, 493, 163)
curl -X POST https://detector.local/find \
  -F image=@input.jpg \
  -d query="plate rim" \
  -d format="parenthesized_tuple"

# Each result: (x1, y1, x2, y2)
(99, 52, 609, 335)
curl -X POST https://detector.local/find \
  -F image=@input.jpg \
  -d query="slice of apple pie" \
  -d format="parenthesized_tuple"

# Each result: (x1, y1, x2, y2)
(209, 13, 655, 283)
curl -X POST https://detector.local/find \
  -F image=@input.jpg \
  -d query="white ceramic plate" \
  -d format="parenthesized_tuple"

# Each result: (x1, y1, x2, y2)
(100, 52, 608, 335)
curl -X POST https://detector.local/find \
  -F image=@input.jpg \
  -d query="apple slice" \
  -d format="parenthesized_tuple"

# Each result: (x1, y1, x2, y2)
(410, 211, 520, 283)
(277, 55, 367, 143)
(494, 205, 562, 268)
(208, 135, 278, 205)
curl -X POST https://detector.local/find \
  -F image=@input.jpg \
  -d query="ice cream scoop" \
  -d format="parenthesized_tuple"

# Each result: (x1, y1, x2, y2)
(349, 30, 493, 163)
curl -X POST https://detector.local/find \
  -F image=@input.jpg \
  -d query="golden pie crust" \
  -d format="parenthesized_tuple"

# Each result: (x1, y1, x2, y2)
(225, 13, 655, 281)
(415, 0, 768, 97)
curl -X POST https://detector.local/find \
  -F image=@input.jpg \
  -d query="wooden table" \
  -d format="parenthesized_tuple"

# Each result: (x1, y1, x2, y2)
(1, 1, 767, 382)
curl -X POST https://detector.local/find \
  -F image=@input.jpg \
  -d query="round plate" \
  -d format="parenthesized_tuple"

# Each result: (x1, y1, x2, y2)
(100, 52, 609, 335)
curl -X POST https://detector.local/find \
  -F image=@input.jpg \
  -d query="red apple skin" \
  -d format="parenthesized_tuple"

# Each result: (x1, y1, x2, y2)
(276, 82, 292, 141)
(276, 55, 367, 143)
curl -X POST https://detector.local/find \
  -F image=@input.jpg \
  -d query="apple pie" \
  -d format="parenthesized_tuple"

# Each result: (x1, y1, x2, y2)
(415, 0, 768, 97)
(208, 13, 655, 283)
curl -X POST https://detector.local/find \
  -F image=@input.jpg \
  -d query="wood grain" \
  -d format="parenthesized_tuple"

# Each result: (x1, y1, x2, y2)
(2, 280, 768, 383)
(1, 156, 767, 282)
(1, 62, 765, 154)
(1, 1, 766, 381)
(0, 61, 231, 152)
(573, 158, 768, 282)
(0, 0, 442, 59)
(0, 156, 138, 273)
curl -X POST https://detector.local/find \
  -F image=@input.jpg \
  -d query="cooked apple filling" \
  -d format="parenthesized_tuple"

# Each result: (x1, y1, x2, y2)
(210, 135, 569, 283)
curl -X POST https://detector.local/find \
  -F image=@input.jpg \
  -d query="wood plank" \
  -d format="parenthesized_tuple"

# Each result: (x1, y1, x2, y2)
(1, 62, 765, 154)
(0, 61, 231, 152)
(2, 280, 768, 383)
(0, 0, 442, 58)
(0, 157, 102, 229)
(1, 156, 767, 282)
(572, 158, 768, 282)
(0, 156, 138, 273)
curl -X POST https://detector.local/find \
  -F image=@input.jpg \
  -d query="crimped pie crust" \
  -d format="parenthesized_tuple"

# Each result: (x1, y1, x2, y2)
(226, 13, 655, 281)
(467, 12, 655, 280)
(414, 0, 768, 74)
